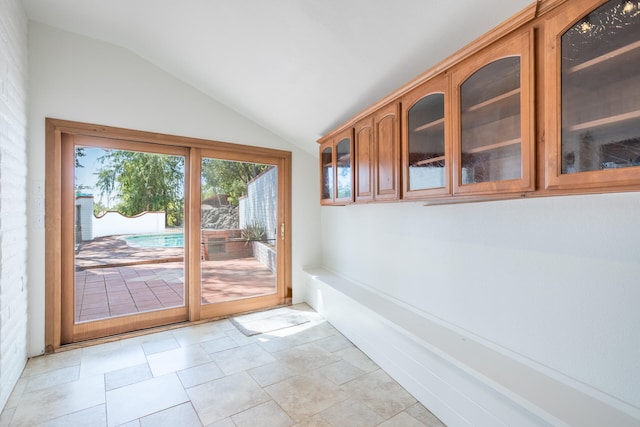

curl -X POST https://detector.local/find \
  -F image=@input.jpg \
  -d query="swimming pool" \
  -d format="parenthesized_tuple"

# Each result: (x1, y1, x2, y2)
(123, 232, 184, 248)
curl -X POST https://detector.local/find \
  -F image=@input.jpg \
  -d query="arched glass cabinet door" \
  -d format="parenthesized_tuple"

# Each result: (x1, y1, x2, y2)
(545, 0, 640, 189)
(319, 127, 353, 205)
(452, 30, 535, 195)
(320, 143, 333, 204)
(401, 73, 450, 199)
(335, 136, 353, 203)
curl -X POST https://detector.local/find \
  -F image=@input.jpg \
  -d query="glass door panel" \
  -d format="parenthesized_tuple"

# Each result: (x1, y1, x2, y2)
(460, 56, 522, 184)
(321, 145, 333, 203)
(336, 137, 352, 200)
(199, 158, 277, 305)
(407, 93, 446, 191)
(561, 0, 640, 174)
(74, 146, 186, 323)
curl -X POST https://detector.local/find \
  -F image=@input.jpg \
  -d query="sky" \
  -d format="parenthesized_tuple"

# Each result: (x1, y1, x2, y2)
(75, 146, 104, 193)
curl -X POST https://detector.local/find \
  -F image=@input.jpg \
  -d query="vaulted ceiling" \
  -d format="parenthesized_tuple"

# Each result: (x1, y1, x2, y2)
(22, 0, 533, 154)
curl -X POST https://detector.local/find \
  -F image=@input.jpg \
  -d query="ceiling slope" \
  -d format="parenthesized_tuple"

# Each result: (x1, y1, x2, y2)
(22, 0, 533, 154)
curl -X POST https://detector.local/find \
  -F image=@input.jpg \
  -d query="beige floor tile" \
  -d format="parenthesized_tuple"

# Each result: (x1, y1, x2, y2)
(0, 407, 15, 427)
(265, 374, 348, 422)
(139, 402, 202, 427)
(117, 420, 140, 427)
(378, 411, 433, 426)
(172, 323, 226, 347)
(141, 335, 181, 355)
(314, 360, 366, 385)
(199, 336, 238, 354)
(43, 403, 107, 427)
(146, 344, 212, 377)
(80, 344, 147, 378)
(319, 398, 385, 427)
(314, 334, 354, 353)
(225, 328, 260, 347)
(291, 414, 333, 427)
(405, 402, 446, 426)
(258, 322, 338, 353)
(206, 418, 236, 427)
(3, 378, 27, 410)
(24, 365, 80, 393)
(10, 374, 105, 427)
(22, 349, 82, 377)
(211, 318, 237, 332)
(273, 343, 341, 373)
(177, 361, 225, 388)
(231, 400, 294, 427)
(210, 343, 276, 375)
(81, 340, 125, 357)
(334, 347, 379, 373)
(187, 372, 270, 425)
(1, 305, 444, 427)
(105, 363, 153, 391)
(248, 360, 297, 387)
(105, 373, 189, 426)
(341, 369, 417, 419)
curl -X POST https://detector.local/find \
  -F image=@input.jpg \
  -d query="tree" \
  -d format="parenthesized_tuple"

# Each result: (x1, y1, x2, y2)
(75, 147, 86, 168)
(201, 159, 270, 205)
(95, 150, 185, 226)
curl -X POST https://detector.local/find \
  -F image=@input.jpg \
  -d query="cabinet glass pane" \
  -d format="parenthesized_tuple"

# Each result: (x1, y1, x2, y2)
(321, 146, 333, 200)
(561, 0, 640, 174)
(460, 57, 521, 184)
(408, 93, 445, 190)
(336, 138, 352, 199)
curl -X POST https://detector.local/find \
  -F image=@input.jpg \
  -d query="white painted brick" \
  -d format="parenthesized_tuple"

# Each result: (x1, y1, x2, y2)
(0, 0, 29, 414)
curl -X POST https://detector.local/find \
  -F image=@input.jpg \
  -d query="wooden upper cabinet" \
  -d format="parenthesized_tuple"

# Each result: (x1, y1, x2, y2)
(544, 0, 640, 190)
(319, 128, 354, 205)
(354, 116, 375, 202)
(451, 29, 535, 195)
(374, 102, 401, 201)
(401, 73, 450, 199)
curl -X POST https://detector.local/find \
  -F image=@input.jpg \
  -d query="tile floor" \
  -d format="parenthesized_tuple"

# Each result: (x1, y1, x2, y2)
(0, 304, 445, 427)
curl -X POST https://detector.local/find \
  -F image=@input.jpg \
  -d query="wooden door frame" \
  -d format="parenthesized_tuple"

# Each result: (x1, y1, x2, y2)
(45, 118, 292, 351)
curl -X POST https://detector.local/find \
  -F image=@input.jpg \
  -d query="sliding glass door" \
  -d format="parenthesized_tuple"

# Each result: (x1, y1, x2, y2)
(48, 119, 291, 347)
(190, 149, 287, 320)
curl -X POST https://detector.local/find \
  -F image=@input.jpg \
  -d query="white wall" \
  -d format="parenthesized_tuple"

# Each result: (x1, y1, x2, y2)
(0, 0, 29, 413)
(319, 192, 640, 414)
(92, 211, 165, 239)
(239, 167, 278, 242)
(27, 22, 320, 356)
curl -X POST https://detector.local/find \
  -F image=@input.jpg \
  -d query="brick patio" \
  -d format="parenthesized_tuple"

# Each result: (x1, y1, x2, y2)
(74, 236, 276, 322)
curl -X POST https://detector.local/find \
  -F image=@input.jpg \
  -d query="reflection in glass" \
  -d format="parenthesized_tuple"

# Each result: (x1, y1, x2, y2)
(561, 0, 640, 174)
(321, 146, 333, 200)
(408, 93, 445, 190)
(336, 138, 352, 199)
(460, 56, 522, 184)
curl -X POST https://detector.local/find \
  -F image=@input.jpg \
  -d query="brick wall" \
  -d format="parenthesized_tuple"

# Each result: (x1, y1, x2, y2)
(0, 0, 29, 413)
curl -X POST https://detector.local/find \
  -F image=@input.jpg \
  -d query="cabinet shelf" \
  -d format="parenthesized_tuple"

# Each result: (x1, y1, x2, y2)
(465, 138, 520, 154)
(413, 117, 444, 133)
(465, 88, 520, 113)
(567, 109, 640, 132)
(568, 39, 640, 74)
(414, 155, 445, 166)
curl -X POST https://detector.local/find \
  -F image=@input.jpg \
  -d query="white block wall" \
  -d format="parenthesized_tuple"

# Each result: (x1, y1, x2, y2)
(0, 0, 29, 413)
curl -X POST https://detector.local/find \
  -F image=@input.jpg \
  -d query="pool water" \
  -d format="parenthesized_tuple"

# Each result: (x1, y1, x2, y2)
(123, 232, 184, 248)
